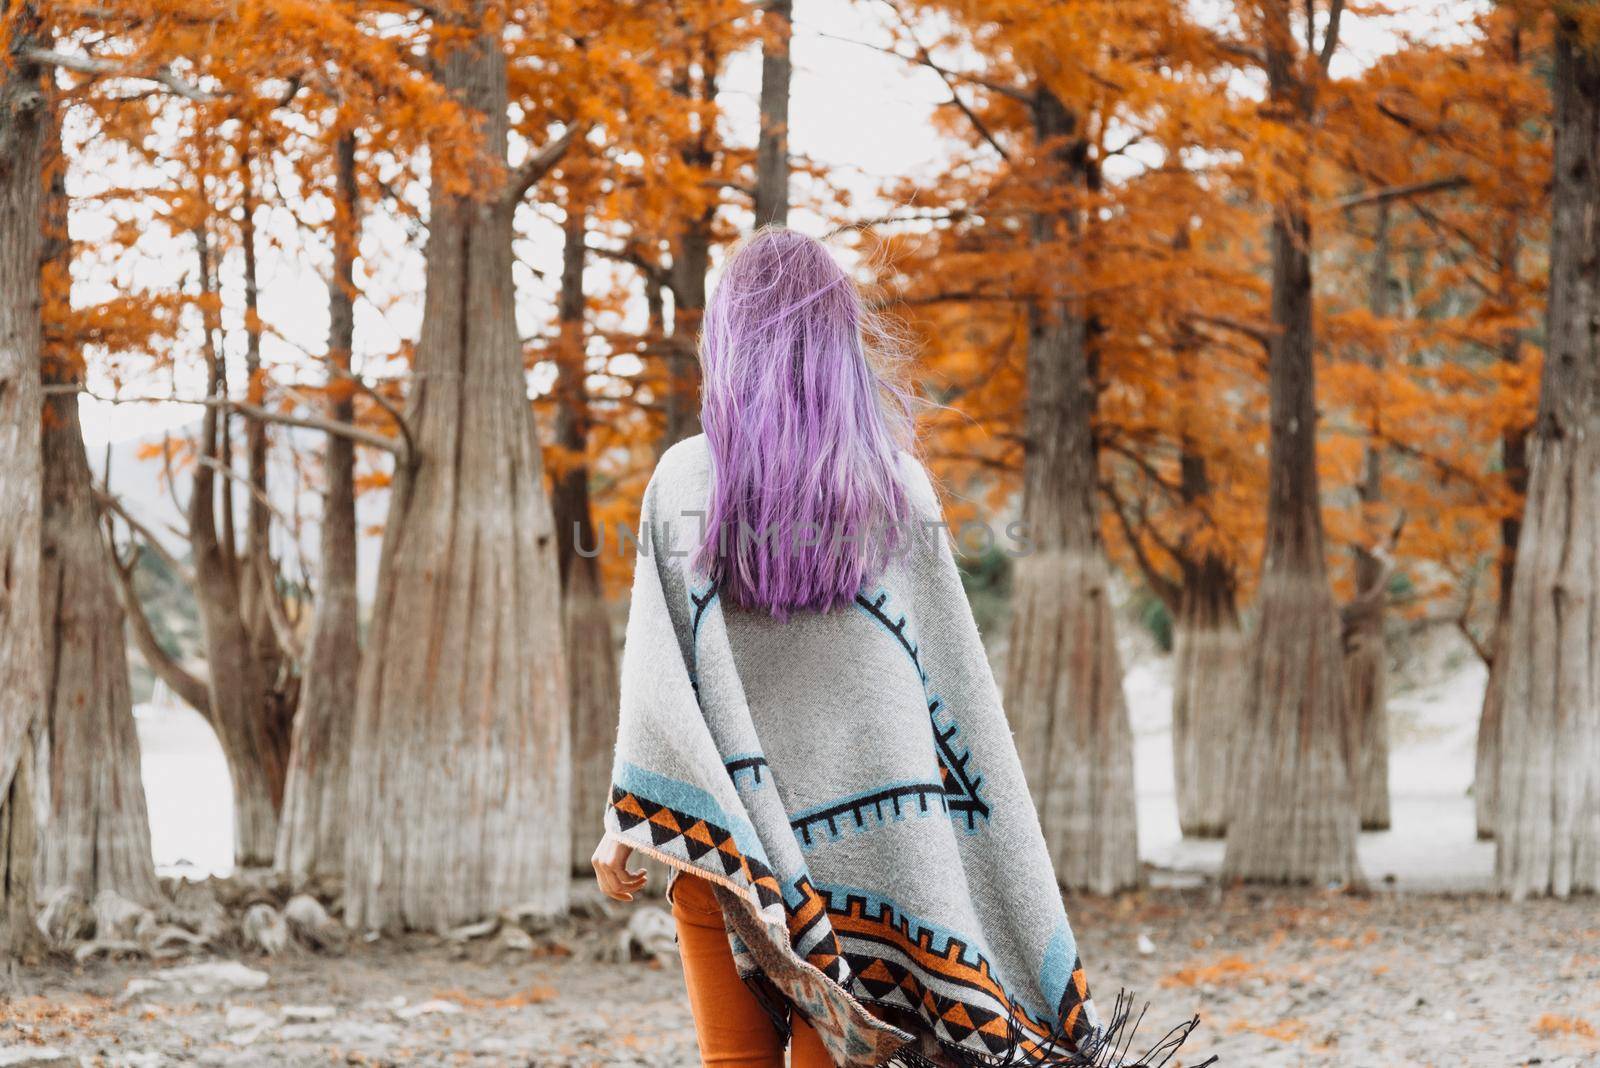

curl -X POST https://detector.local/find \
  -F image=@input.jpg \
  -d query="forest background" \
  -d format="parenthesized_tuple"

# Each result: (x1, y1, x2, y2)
(2, 0, 1599, 1063)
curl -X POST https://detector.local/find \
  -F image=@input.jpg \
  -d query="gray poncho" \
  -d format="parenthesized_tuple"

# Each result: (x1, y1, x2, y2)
(605, 436, 1190, 1067)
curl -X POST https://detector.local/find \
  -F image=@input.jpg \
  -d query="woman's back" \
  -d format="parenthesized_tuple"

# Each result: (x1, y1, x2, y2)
(653, 434, 955, 856)
(596, 230, 1205, 1067)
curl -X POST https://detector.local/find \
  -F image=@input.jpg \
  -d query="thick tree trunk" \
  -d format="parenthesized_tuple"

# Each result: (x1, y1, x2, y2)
(1171, 558, 1243, 839)
(1345, 202, 1392, 832)
(0, 18, 47, 954)
(1223, 11, 1359, 885)
(35, 102, 158, 904)
(40, 391, 160, 903)
(1222, 201, 1360, 884)
(1493, 21, 1600, 900)
(1005, 89, 1138, 895)
(752, 0, 792, 229)
(344, 27, 570, 932)
(551, 208, 621, 874)
(276, 134, 360, 888)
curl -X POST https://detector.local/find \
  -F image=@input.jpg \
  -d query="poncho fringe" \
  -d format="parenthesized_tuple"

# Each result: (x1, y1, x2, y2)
(604, 437, 1211, 1068)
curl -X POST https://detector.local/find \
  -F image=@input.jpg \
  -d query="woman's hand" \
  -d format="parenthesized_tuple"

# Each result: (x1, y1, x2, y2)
(591, 836, 647, 902)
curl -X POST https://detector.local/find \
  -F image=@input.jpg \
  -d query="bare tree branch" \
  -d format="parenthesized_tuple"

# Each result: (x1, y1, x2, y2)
(93, 488, 194, 586)
(321, 361, 417, 463)
(95, 493, 212, 715)
(1185, 311, 1274, 352)
(252, 550, 305, 664)
(502, 125, 580, 209)
(56, 386, 407, 457)
(1317, 0, 1346, 72)
(24, 47, 217, 103)
(1329, 175, 1467, 211)
(1101, 478, 1183, 611)
(877, 0, 1014, 163)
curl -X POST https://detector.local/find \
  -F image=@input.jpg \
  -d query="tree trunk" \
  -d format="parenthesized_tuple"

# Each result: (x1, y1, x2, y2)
(1171, 557, 1243, 839)
(1169, 302, 1242, 840)
(1342, 555, 1390, 832)
(40, 367, 160, 903)
(1476, 31, 1530, 838)
(1222, 206, 1359, 884)
(188, 228, 287, 869)
(550, 207, 621, 874)
(34, 100, 158, 904)
(276, 133, 360, 888)
(1476, 415, 1523, 840)
(1222, 10, 1359, 886)
(660, 52, 716, 452)
(38, 393, 160, 903)
(234, 142, 299, 807)
(663, 223, 707, 450)
(344, 26, 571, 932)
(1345, 201, 1392, 832)
(1222, 205, 1359, 882)
(752, 0, 792, 229)
(0, 15, 47, 954)
(1493, 19, 1600, 900)
(1004, 88, 1138, 895)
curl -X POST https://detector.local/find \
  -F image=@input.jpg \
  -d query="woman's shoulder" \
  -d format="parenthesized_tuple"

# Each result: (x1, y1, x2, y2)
(892, 448, 942, 518)
(655, 432, 712, 479)
(642, 434, 712, 521)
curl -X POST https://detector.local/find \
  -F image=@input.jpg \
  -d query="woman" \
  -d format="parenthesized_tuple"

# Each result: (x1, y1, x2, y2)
(592, 229, 1202, 1068)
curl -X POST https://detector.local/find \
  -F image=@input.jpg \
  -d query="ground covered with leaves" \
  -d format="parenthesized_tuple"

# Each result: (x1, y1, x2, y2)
(5, 883, 1598, 1068)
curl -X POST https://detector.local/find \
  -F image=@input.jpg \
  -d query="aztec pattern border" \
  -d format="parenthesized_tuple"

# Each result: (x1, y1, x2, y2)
(606, 777, 1094, 1063)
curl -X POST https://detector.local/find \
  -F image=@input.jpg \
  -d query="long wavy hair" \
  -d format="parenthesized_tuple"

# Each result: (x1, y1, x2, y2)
(694, 228, 915, 619)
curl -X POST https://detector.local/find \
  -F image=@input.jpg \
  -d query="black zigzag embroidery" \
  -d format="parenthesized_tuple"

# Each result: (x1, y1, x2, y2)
(855, 590, 990, 828)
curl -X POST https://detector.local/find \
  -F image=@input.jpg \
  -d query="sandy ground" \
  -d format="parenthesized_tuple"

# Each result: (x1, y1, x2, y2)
(6, 880, 1598, 1068)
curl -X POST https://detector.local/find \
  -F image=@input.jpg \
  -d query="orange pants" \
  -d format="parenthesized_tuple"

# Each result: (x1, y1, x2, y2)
(672, 873, 836, 1067)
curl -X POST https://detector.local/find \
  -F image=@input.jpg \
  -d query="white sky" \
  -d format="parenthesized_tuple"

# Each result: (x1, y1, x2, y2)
(76, 0, 1480, 446)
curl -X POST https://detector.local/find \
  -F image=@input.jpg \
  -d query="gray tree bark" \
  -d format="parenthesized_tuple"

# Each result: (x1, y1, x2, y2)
(1171, 557, 1243, 840)
(752, 0, 792, 229)
(1493, 17, 1600, 900)
(37, 112, 158, 902)
(551, 206, 621, 874)
(39, 386, 160, 904)
(276, 133, 361, 888)
(1222, 2, 1360, 885)
(0, 11, 48, 954)
(343, 23, 571, 932)
(1005, 88, 1138, 895)
(1167, 309, 1242, 840)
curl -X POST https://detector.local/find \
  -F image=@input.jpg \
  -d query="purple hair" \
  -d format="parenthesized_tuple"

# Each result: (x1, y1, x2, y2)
(695, 228, 915, 619)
